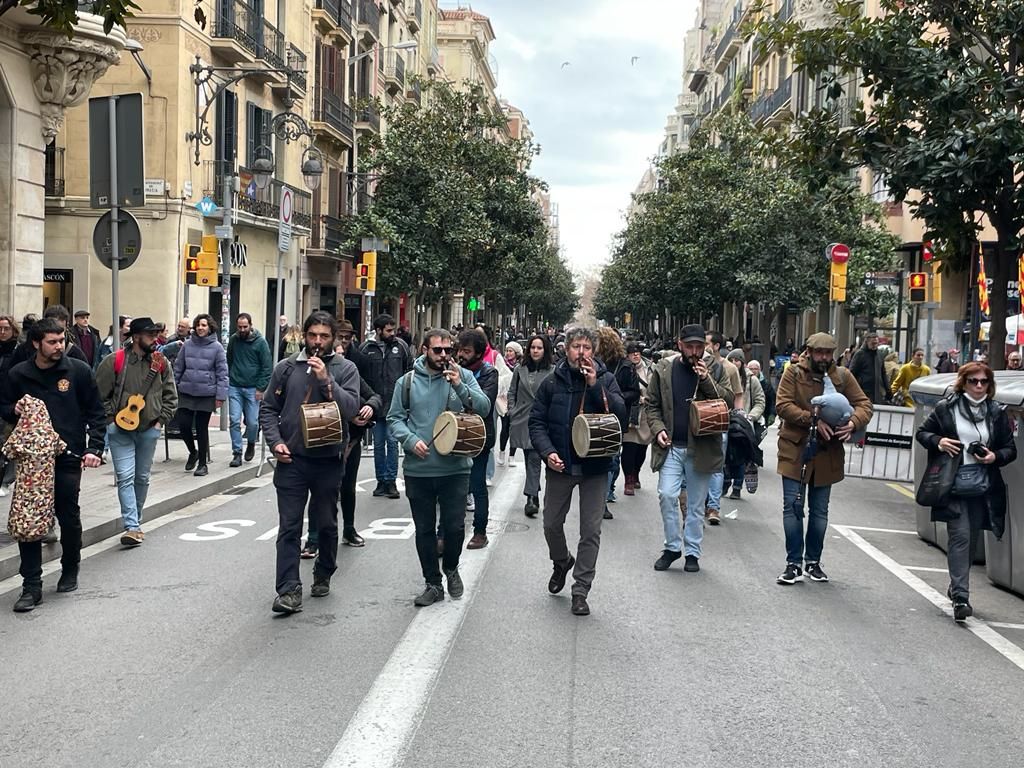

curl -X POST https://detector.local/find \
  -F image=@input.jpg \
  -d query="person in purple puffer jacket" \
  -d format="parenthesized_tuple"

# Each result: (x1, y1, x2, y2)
(173, 314, 228, 476)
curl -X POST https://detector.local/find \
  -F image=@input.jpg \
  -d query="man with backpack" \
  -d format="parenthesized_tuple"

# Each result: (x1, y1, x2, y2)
(95, 317, 179, 548)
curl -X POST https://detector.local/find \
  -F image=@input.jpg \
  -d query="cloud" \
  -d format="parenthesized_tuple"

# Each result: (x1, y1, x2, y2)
(485, 0, 700, 271)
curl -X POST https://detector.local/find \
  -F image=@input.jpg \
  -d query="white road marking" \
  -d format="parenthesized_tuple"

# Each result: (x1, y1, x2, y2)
(178, 519, 256, 541)
(322, 466, 525, 768)
(905, 566, 949, 574)
(838, 525, 918, 535)
(988, 622, 1024, 631)
(834, 525, 1024, 673)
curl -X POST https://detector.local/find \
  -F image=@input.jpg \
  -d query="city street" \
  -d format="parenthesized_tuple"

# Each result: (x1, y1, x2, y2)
(2, 439, 1024, 768)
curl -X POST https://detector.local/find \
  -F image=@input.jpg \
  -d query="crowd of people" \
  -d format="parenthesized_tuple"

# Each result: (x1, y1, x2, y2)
(0, 309, 1019, 624)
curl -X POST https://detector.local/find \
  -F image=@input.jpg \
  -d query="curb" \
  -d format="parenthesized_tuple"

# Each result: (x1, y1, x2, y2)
(0, 464, 262, 582)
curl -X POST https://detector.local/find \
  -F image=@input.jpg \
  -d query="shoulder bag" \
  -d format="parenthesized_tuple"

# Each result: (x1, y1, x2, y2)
(915, 451, 958, 507)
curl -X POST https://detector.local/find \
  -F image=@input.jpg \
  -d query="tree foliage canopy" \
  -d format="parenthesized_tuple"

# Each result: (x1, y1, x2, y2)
(0, 0, 139, 35)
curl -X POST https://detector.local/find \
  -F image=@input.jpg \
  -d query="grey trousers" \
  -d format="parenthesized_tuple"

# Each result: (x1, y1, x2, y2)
(523, 449, 543, 497)
(946, 506, 981, 602)
(543, 469, 606, 597)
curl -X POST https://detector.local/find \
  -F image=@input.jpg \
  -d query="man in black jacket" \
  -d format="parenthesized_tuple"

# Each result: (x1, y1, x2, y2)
(849, 332, 887, 404)
(529, 327, 627, 616)
(456, 329, 498, 549)
(71, 309, 102, 370)
(360, 313, 412, 499)
(8, 304, 89, 369)
(0, 318, 106, 612)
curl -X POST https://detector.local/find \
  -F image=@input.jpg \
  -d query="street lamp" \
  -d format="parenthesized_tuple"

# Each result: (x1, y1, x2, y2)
(252, 145, 275, 191)
(301, 148, 324, 191)
(349, 40, 418, 66)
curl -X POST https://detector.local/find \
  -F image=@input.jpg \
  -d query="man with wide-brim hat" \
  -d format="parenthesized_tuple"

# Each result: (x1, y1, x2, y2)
(95, 316, 178, 547)
(644, 324, 734, 574)
(774, 331, 872, 586)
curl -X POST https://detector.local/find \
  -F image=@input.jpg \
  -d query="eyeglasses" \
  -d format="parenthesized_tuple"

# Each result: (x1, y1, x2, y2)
(431, 346, 452, 355)
(966, 377, 990, 386)
(338, 334, 353, 341)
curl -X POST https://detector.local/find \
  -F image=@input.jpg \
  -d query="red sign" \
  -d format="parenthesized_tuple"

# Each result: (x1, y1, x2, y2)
(828, 243, 850, 264)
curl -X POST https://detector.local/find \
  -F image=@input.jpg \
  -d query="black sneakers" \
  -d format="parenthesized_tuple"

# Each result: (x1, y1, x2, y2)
(386, 481, 401, 500)
(13, 586, 42, 613)
(777, 563, 804, 585)
(683, 555, 700, 572)
(654, 549, 682, 571)
(953, 602, 973, 623)
(185, 451, 199, 472)
(244, 441, 256, 462)
(729, 488, 741, 500)
(571, 594, 590, 616)
(230, 453, 243, 468)
(311, 576, 331, 598)
(372, 482, 388, 497)
(603, 506, 613, 520)
(56, 569, 79, 593)
(342, 528, 365, 547)
(444, 567, 464, 599)
(805, 562, 830, 582)
(548, 555, 576, 594)
(524, 496, 539, 518)
(414, 584, 445, 607)
(272, 588, 303, 614)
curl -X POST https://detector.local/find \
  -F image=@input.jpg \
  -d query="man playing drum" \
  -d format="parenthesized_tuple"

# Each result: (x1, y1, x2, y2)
(529, 327, 627, 617)
(387, 329, 491, 608)
(259, 311, 361, 615)
(645, 325, 734, 574)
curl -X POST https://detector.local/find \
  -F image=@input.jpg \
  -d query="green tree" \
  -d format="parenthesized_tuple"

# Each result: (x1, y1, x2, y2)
(0, 0, 139, 34)
(758, 0, 1024, 366)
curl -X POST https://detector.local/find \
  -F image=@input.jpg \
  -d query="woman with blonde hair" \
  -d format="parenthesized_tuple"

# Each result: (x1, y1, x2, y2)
(915, 362, 1017, 623)
(279, 324, 303, 359)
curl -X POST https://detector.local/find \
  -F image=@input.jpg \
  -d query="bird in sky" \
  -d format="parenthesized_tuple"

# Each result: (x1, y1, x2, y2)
(631, 56, 640, 66)
(561, 61, 571, 69)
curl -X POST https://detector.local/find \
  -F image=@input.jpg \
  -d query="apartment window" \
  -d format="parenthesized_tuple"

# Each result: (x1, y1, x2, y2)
(246, 101, 273, 167)
(871, 171, 891, 203)
(215, 90, 238, 174)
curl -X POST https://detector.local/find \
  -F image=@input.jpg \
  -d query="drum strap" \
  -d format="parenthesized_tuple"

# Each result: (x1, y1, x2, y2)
(578, 382, 609, 416)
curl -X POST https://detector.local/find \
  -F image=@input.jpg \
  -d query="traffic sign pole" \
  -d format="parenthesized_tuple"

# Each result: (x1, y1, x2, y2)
(219, 173, 233, 431)
(108, 96, 120, 346)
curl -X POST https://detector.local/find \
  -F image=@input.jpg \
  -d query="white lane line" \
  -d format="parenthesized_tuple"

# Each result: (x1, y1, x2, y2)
(833, 525, 1024, 673)
(838, 525, 918, 535)
(322, 467, 525, 768)
(905, 566, 949, 574)
(987, 622, 1024, 631)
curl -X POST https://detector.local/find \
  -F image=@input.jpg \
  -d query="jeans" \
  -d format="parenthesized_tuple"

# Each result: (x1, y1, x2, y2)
(274, 456, 343, 594)
(374, 419, 399, 483)
(106, 423, 161, 531)
(781, 477, 832, 564)
(946, 502, 983, 601)
(470, 452, 490, 533)
(657, 446, 712, 558)
(707, 434, 727, 511)
(607, 451, 621, 499)
(406, 474, 470, 586)
(727, 461, 745, 493)
(229, 385, 260, 454)
(543, 470, 607, 597)
(19, 457, 83, 585)
(308, 441, 363, 547)
(523, 449, 543, 497)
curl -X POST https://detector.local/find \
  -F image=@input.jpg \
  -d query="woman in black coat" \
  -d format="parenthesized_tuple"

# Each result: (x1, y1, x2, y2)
(915, 362, 1017, 623)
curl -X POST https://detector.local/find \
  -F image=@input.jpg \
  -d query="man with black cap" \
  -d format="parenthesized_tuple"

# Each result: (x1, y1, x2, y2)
(95, 317, 179, 547)
(645, 325, 734, 574)
(71, 310, 102, 370)
(775, 332, 872, 585)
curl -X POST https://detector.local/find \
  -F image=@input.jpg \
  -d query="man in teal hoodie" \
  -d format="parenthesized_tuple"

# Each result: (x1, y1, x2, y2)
(227, 313, 273, 466)
(387, 328, 490, 607)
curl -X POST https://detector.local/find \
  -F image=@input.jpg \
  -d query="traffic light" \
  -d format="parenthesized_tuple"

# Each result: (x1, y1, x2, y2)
(930, 260, 942, 304)
(829, 261, 848, 302)
(185, 238, 220, 287)
(184, 243, 201, 283)
(467, 296, 479, 312)
(356, 250, 377, 292)
(908, 272, 927, 303)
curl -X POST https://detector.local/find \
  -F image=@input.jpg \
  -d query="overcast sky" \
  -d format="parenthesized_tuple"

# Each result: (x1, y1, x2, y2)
(480, 0, 699, 274)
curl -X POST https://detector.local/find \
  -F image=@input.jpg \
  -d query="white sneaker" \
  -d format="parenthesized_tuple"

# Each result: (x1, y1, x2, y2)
(466, 494, 475, 512)
(0, 486, 6, 497)
(507, 456, 517, 467)
(485, 478, 493, 487)
(497, 450, 506, 466)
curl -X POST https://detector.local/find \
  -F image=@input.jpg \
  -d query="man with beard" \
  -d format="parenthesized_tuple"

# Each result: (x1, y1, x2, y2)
(849, 331, 888, 404)
(646, 325, 734, 574)
(775, 332, 872, 585)
(226, 313, 273, 467)
(387, 329, 490, 607)
(362, 313, 412, 500)
(260, 311, 361, 614)
(1, 318, 106, 610)
(96, 317, 179, 547)
(529, 327, 627, 616)
(454, 329, 498, 549)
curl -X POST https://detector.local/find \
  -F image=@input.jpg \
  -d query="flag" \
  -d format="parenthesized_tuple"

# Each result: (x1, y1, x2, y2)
(977, 245, 990, 317)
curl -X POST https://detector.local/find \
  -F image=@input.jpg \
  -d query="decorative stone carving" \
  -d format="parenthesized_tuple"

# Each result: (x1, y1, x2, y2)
(22, 12, 127, 141)
(794, 0, 838, 31)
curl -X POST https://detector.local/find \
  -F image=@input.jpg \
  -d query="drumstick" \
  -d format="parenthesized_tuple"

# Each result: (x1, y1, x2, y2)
(425, 420, 451, 449)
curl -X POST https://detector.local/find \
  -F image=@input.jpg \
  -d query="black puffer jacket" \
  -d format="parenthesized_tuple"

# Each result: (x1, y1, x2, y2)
(529, 359, 627, 476)
(915, 394, 1017, 538)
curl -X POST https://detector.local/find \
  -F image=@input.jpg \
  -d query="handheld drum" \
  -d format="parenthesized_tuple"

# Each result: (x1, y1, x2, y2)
(432, 412, 486, 457)
(572, 413, 621, 458)
(300, 402, 344, 449)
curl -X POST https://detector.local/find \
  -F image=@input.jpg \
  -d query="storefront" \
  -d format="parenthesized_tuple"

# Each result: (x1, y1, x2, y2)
(42, 269, 74, 311)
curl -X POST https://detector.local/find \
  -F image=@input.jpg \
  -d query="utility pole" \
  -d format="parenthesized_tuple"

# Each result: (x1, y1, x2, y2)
(219, 172, 234, 431)
(107, 97, 120, 342)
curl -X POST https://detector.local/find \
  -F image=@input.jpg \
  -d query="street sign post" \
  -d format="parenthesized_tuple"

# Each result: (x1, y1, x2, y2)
(278, 186, 293, 253)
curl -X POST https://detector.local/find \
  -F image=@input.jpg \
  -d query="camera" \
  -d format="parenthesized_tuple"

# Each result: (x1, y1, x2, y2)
(967, 441, 988, 459)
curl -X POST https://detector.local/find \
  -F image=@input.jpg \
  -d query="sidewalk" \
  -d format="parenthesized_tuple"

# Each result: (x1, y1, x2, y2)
(0, 427, 265, 581)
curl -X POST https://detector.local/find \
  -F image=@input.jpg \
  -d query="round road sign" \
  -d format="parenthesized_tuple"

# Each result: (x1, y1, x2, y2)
(828, 243, 850, 264)
(92, 210, 142, 270)
(280, 187, 293, 225)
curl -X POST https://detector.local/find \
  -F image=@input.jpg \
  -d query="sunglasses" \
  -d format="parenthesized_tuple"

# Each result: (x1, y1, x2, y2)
(431, 346, 453, 355)
(966, 377, 990, 386)
(338, 334, 353, 341)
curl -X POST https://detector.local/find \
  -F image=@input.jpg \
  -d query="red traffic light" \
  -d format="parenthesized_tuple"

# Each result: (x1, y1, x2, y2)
(186, 258, 199, 271)
(909, 272, 926, 288)
(357, 264, 369, 277)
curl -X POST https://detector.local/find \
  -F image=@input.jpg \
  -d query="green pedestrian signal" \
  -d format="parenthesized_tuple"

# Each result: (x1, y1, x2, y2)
(467, 297, 479, 311)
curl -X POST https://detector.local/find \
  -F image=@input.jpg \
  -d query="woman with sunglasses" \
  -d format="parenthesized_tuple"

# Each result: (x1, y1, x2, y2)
(915, 362, 1017, 623)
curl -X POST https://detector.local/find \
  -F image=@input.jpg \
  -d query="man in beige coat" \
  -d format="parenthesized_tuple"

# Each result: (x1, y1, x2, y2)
(775, 332, 871, 585)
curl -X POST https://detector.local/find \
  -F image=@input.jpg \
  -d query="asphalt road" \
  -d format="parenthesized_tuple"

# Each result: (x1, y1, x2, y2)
(2, 441, 1024, 768)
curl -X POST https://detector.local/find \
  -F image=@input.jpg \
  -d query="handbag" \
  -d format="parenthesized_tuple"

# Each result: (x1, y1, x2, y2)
(628, 403, 642, 427)
(952, 463, 990, 498)
(915, 452, 957, 507)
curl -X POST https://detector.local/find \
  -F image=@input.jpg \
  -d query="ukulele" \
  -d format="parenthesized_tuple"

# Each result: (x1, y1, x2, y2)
(115, 351, 166, 431)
